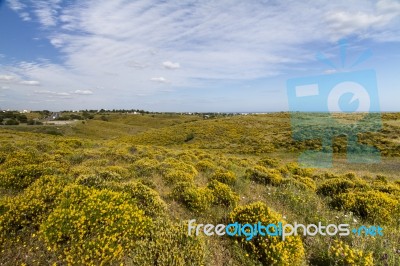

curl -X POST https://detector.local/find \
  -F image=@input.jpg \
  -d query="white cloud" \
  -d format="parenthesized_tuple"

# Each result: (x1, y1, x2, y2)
(20, 80, 40, 86)
(6, 0, 25, 11)
(162, 61, 180, 69)
(3, 0, 400, 111)
(150, 77, 170, 84)
(0, 75, 15, 81)
(73, 90, 93, 95)
(50, 38, 64, 48)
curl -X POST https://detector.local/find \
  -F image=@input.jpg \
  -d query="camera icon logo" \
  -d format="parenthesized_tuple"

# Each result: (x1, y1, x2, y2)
(287, 69, 381, 168)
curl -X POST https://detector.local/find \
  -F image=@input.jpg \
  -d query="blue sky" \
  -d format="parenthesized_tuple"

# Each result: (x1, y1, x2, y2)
(0, 0, 399, 112)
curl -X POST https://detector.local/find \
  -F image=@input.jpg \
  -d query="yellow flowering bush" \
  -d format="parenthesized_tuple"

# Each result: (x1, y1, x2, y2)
(40, 184, 152, 265)
(195, 159, 217, 172)
(331, 190, 399, 224)
(210, 169, 237, 185)
(0, 164, 47, 189)
(283, 175, 316, 191)
(207, 180, 239, 207)
(245, 166, 282, 186)
(229, 202, 305, 265)
(128, 220, 206, 265)
(160, 158, 198, 184)
(130, 157, 159, 177)
(317, 178, 357, 196)
(105, 181, 167, 218)
(171, 182, 213, 212)
(258, 157, 280, 168)
(164, 170, 195, 184)
(0, 175, 66, 243)
(284, 162, 314, 178)
(328, 240, 374, 266)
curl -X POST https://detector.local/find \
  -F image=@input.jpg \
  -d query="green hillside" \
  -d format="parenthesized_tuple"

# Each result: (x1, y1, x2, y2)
(0, 113, 399, 265)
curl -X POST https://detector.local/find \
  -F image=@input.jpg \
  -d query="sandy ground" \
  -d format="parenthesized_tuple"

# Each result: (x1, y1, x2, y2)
(42, 120, 80, 125)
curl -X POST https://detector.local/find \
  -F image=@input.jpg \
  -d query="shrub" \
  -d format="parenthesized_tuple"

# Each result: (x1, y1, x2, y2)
(4, 119, 19, 125)
(284, 162, 314, 177)
(128, 220, 206, 265)
(131, 158, 159, 177)
(328, 239, 374, 265)
(40, 185, 152, 265)
(171, 182, 213, 212)
(229, 202, 305, 265)
(210, 169, 237, 185)
(0, 175, 66, 243)
(160, 158, 198, 184)
(164, 170, 195, 184)
(195, 159, 217, 172)
(245, 166, 282, 186)
(0, 164, 46, 189)
(331, 191, 399, 224)
(258, 157, 280, 168)
(117, 182, 167, 218)
(207, 180, 239, 207)
(283, 175, 316, 191)
(317, 178, 356, 196)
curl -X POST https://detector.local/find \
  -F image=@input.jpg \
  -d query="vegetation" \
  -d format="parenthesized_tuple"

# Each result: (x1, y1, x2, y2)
(0, 112, 399, 265)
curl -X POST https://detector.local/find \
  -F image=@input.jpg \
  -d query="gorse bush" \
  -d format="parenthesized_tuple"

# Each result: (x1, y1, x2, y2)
(160, 158, 198, 184)
(258, 157, 280, 168)
(328, 239, 374, 266)
(110, 181, 167, 218)
(40, 185, 152, 265)
(283, 175, 316, 191)
(128, 220, 206, 265)
(229, 201, 305, 265)
(0, 175, 66, 243)
(317, 178, 357, 196)
(195, 159, 217, 172)
(0, 164, 47, 189)
(171, 182, 213, 212)
(163, 170, 195, 184)
(245, 165, 282, 186)
(207, 180, 239, 207)
(210, 169, 237, 185)
(331, 190, 399, 225)
(130, 158, 159, 177)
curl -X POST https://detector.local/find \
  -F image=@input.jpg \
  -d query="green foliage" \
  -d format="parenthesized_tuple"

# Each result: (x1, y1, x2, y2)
(229, 202, 305, 265)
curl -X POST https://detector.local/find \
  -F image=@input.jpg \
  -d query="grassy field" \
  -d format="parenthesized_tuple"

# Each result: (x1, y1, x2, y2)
(0, 113, 399, 265)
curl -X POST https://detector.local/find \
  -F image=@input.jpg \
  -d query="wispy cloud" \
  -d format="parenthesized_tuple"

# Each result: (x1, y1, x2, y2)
(20, 80, 40, 86)
(0, 75, 15, 81)
(3, 0, 400, 110)
(163, 61, 180, 70)
(73, 90, 93, 95)
(34, 90, 69, 96)
(150, 77, 170, 84)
